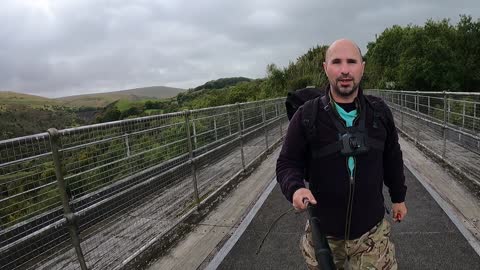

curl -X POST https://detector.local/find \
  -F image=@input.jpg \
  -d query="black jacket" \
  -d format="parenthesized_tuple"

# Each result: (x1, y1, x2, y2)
(276, 86, 407, 240)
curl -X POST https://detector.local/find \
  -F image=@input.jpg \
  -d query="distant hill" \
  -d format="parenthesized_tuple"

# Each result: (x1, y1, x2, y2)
(56, 86, 185, 107)
(0, 91, 61, 107)
(0, 85, 185, 139)
(0, 92, 81, 140)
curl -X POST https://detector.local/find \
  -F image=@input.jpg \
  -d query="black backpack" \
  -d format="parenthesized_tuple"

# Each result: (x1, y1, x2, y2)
(285, 87, 325, 120)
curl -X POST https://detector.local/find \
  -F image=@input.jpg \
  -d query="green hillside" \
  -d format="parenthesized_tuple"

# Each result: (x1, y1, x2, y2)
(0, 91, 61, 107)
(0, 86, 185, 139)
(57, 86, 185, 107)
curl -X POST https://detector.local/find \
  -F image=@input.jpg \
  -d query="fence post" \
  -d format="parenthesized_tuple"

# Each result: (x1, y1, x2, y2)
(213, 115, 218, 141)
(184, 111, 200, 208)
(277, 103, 283, 138)
(415, 91, 420, 144)
(192, 119, 198, 150)
(442, 91, 447, 159)
(474, 103, 477, 132)
(447, 97, 451, 124)
(241, 109, 245, 131)
(228, 111, 232, 136)
(428, 96, 431, 118)
(401, 92, 404, 130)
(462, 101, 466, 129)
(237, 103, 246, 172)
(124, 133, 131, 157)
(262, 102, 268, 149)
(48, 128, 88, 270)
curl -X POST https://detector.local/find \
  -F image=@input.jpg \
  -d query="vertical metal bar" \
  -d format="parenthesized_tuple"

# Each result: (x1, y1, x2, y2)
(442, 91, 447, 159)
(428, 96, 431, 118)
(184, 111, 200, 207)
(459, 100, 465, 143)
(237, 104, 246, 171)
(262, 103, 268, 149)
(213, 116, 218, 141)
(277, 103, 283, 138)
(124, 133, 130, 157)
(401, 93, 404, 130)
(415, 90, 420, 113)
(404, 94, 407, 110)
(228, 111, 232, 136)
(474, 103, 477, 132)
(241, 110, 245, 131)
(416, 91, 420, 144)
(47, 128, 88, 270)
(447, 98, 451, 124)
(192, 119, 198, 149)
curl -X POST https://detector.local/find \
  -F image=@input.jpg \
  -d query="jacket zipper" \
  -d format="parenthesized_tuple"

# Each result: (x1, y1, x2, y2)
(336, 97, 360, 241)
(344, 163, 355, 240)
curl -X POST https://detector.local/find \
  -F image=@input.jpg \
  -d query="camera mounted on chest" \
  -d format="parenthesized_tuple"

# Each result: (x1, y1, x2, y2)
(301, 94, 385, 159)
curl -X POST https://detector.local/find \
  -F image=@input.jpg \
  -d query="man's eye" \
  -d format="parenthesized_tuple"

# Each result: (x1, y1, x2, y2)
(331, 59, 341, 64)
(347, 59, 357, 64)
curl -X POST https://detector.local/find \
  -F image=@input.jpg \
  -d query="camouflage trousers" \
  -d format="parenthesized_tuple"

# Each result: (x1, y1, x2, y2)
(300, 219, 397, 270)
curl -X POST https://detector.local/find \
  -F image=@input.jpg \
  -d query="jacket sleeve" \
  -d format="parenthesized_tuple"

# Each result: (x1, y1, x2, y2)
(276, 107, 308, 203)
(382, 105, 407, 203)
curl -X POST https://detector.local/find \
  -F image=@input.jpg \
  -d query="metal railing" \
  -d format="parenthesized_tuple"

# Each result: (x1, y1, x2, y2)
(368, 89, 480, 186)
(0, 98, 288, 270)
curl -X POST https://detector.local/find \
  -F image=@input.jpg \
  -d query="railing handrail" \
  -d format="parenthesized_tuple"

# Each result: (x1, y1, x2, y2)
(0, 97, 285, 146)
(370, 89, 480, 96)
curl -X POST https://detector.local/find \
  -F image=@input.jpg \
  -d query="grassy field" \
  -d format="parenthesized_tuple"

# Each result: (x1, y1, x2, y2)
(116, 99, 147, 111)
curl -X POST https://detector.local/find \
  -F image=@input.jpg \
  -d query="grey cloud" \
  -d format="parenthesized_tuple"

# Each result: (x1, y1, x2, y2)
(0, 0, 478, 97)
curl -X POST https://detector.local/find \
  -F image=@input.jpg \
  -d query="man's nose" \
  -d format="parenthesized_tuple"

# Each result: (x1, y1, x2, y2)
(340, 63, 350, 75)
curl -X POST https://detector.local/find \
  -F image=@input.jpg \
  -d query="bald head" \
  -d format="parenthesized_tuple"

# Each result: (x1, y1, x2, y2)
(323, 39, 365, 103)
(325, 39, 363, 62)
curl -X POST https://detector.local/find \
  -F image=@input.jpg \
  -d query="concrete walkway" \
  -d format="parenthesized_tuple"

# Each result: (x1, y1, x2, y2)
(215, 170, 479, 269)
(147, 135, 480, 269)
(146, 148, 281, 270)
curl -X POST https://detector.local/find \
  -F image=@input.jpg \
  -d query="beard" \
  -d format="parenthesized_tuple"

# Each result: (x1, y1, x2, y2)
(331, 77, 360, 97)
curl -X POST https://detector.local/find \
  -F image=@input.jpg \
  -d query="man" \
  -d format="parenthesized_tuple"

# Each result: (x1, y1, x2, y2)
(276, 39, 407, 270)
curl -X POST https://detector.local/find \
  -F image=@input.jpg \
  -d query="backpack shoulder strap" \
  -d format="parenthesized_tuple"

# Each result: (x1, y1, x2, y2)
(301, 96, 321, 141)
(364, 95, 389, 128)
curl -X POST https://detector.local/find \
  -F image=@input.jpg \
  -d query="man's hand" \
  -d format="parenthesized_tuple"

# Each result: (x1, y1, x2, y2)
(392, 202, 407, 222)
(292, 188, 317, 211)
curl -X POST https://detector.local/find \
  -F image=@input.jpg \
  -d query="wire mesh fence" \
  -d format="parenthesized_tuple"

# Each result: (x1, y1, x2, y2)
(368, 89, 480, 186)
(0, 98, 286, 270)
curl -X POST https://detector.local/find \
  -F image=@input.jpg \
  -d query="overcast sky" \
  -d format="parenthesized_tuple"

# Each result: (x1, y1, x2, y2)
(0, 0, 478, 98)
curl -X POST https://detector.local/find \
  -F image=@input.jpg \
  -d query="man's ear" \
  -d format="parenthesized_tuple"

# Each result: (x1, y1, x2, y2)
(323, 62, 327, 73)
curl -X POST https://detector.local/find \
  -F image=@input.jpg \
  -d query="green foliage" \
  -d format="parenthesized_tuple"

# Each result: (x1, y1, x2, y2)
(365, 15, 480, 92)
(193, 77, 252, 91)
(0, 104, 82, 140)
(97, 107, 121, 122)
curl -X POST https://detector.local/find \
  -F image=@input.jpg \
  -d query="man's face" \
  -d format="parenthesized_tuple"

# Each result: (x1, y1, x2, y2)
(323, 41, 365, 98)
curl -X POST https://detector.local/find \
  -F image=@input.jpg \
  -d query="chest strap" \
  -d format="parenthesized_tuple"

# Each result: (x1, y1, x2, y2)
(310, 95, 384, 159)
